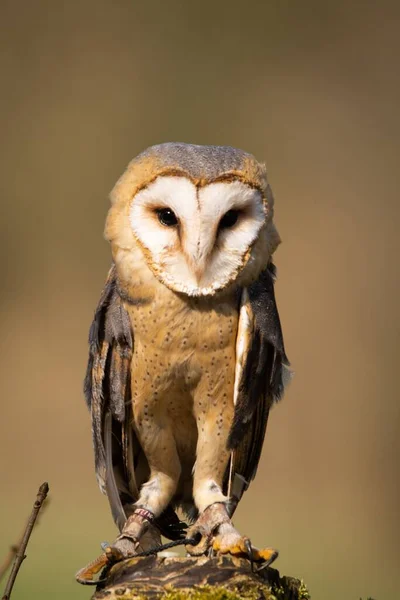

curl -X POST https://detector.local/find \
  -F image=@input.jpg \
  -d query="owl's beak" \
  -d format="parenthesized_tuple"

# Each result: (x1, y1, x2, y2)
(183, 224, 218, 285)
(184, 240, 214, 284)
(192, 259, 208, 284)
(183, 251, 208, 284)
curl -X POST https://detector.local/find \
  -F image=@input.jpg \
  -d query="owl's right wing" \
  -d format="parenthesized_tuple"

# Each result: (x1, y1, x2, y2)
(226, 262, 291, 509)
(84, 265, 186, 539)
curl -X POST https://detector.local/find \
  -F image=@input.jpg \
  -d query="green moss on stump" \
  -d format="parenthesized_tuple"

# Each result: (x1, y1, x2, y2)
(127, 584, 271, 600)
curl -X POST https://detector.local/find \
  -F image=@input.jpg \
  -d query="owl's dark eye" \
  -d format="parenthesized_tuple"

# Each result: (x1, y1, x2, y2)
(156, 208, 178, 227)
(219, 209, 240, 230)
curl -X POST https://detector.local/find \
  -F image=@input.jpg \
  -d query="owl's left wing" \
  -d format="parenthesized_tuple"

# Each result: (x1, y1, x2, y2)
(84, 265, 186, 540)
(83, 265, 135, 530)
(226, 263, 291, 508)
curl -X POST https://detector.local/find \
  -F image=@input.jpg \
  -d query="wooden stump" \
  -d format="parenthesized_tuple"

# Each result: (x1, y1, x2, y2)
(92, 555, 310, 600)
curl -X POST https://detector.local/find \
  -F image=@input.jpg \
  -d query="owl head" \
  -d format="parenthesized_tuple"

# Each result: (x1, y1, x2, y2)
(105, 143, 281, 296)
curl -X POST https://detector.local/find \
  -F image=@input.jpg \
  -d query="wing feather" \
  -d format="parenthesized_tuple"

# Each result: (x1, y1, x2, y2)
(84, 265, 187, 539)
(227, 262, 290, 505)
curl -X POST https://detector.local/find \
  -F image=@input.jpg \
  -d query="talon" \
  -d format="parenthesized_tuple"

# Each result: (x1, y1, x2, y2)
(244, 537, 252, 559)
(252, 547, 279, 569)
(244, 537, 253, 571)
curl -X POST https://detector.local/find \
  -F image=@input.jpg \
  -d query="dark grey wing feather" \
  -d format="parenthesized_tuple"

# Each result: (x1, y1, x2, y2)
(84, 265, 133, 518)
(227, 262, 290, 495)
(104, 411, 127, 531)
(84, 265, 187, 539)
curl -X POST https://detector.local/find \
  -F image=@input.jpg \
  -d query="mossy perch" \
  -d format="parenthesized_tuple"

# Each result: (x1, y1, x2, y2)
(91, 556, 310, 600)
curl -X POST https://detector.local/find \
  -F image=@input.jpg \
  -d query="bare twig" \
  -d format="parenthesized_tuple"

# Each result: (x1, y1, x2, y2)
(0, 547, 19, 586)
(1, 482, 49, 600)
(0, 496, 49, 583)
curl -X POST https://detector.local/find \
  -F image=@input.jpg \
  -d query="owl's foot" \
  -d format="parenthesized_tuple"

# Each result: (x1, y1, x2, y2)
(186, 502, 278, 569)
(75, 544, 124, 585)
(75, 509, 159, 585)
(186, 502, 228, 556)
(212, 521, 278, 568)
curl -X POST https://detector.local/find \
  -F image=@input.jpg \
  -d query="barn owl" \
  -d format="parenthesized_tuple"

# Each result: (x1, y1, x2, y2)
(80, 143, 290, 581)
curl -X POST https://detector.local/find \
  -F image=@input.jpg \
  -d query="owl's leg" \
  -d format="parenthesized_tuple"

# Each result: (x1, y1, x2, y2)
(113, 393, 181, 556)
(192, 414, 231, 512)
(189, 431, 247, 561)
(188, 393, 277, 566)
(187, 395, 233, 555)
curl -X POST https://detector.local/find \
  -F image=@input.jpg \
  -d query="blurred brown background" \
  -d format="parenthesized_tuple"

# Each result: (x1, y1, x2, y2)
(0, 1, 399, 599)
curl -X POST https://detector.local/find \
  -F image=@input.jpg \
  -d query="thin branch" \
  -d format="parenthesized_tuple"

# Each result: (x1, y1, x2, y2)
(0, 547, 18, 586)
(0, 497, 49, 583)
(1, 482, 49, 600)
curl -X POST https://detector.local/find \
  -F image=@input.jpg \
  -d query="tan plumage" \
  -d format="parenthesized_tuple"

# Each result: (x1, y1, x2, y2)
(83, 143, 289, 573)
